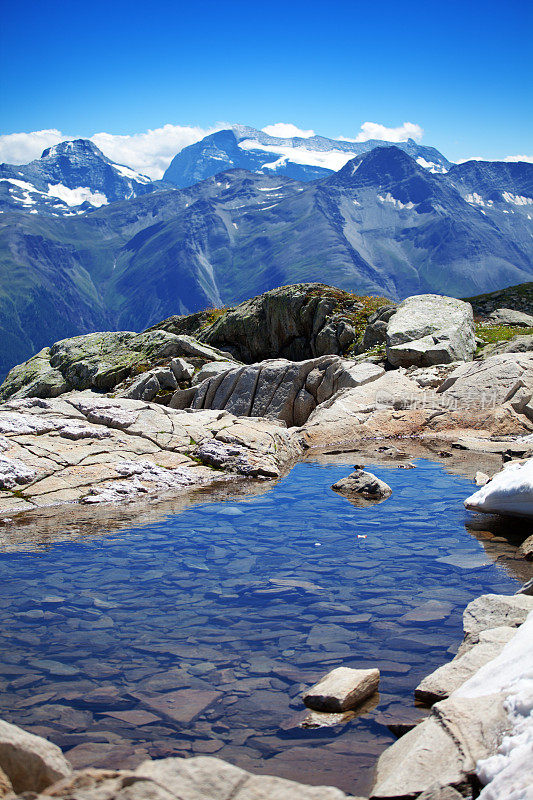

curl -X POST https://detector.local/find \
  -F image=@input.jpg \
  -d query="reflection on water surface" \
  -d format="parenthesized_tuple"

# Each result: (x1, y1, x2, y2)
(0, 460, 525, 795)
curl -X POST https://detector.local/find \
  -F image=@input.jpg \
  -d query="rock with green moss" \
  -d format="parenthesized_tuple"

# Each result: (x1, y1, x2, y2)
(0, 330, 232, 402)
(198, 284, 393, 362)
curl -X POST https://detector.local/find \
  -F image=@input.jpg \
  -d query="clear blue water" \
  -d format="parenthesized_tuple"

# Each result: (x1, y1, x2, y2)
(0, 459, 523, 795)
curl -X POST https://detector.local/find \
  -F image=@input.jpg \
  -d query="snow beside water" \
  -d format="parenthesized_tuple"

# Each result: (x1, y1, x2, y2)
(464, 458, 533, 518)
(456, 609, 533, 800)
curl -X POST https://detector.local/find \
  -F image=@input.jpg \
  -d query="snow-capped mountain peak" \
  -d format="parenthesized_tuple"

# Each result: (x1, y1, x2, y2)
(0, 138, 155, 215)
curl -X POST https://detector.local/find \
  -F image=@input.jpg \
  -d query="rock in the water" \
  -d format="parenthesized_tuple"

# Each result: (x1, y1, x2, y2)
(332, 470, 392, 506)
(465, 457, 533, 518)
(518, 534, 533, 560)
(302, 666, 380, 712)
(488, 308, 533, 327)
(475, 471, 490, 486)
(386, 294, 476, 367)
(0, 718, 72, 793)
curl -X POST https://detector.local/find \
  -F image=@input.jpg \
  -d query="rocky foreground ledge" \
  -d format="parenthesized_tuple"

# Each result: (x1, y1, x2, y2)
(0, 591, 530, 799)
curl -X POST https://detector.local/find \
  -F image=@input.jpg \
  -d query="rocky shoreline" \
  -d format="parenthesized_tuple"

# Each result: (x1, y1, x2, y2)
(1, 282, 533, 797)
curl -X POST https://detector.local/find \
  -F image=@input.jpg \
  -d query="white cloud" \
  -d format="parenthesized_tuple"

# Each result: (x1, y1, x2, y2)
(339, 121, 424, 144)
(0, 129, 65, 165)
(261, 122, 315, 139)
(504, 154, 533, 164)
(90, 124, 217, 179)
(456, 154, 533, 165)
(0, 124, 219, 179)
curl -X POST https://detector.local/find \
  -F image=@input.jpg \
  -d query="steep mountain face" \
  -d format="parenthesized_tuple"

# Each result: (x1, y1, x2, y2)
(163, 126, 451, 188)
(0, 146, 531, 378)
(0, 139, 157, 215)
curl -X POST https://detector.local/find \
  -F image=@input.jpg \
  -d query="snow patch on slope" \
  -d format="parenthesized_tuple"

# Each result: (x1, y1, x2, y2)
(502, 192, 533, 206)
(111, 163, 152, 184)
(47, 184, 108, 207)
(239, 139, 353, 171)
(378, 192, 414, 210)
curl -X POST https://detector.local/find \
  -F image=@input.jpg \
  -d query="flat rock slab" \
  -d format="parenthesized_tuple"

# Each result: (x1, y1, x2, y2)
(131, 689, 222, 724)
(302, 666, 380, 712)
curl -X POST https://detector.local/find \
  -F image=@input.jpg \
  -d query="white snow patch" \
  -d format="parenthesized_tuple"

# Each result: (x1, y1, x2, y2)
(111, 163, 151, 183)
(416, 157, 448, 173)
(502, 192, 533, 206)
(257, 186, 283, 191)
(353, 199, 361, 206)
(378, 192, 414, 210)
(456, 610, 533, 799)
(465, 192, 493, 207)
(232, 222, 238, 230)
(239, 139, 352, 171)
(464, 458, 533, 518)
(47, 183, 108, 207)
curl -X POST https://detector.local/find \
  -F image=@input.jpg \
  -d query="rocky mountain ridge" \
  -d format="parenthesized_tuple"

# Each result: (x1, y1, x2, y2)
(0, 139, 158, 215)
(163, 125, 452, 187)
(1, 147, 532, 378)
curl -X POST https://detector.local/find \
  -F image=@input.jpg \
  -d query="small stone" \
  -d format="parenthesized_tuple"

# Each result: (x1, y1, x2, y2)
(475, 471, 490, 486)
(302, 666, 380, 712)
(331, 470, 392, 506)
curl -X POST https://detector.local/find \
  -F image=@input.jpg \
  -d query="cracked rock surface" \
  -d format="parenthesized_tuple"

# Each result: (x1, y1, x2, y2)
(0, 393, 300, 516)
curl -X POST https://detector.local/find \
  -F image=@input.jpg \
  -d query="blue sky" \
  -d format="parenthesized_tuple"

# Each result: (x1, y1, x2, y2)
(1, 0, 531, 171)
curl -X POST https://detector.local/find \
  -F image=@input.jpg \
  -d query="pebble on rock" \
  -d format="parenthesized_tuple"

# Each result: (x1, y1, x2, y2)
(302, 666, 380, 712)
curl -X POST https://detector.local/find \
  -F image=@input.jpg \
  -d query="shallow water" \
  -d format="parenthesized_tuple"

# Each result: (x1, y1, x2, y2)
(0, 460, 524, 795)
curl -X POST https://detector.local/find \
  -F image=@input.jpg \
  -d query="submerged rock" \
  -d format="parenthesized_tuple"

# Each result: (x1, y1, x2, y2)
(464, 457, 533, 519)
(302, 666, 380, 712)
(331, 470, 392, 506)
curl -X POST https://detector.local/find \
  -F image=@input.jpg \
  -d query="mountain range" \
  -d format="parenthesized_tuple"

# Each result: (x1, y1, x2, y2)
(0, 127, 531, 377)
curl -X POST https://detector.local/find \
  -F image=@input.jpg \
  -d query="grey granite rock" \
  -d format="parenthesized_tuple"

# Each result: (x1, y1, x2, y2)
(386, 295, 476, 368)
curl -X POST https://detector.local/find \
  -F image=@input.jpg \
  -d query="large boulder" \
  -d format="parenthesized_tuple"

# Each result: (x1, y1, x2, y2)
(196, 284, 392, 363)
(437, 352, 533, 413)
(386, 294, 476, 367)
(488, 308, 533, 327)
(170, 356, 385, 427)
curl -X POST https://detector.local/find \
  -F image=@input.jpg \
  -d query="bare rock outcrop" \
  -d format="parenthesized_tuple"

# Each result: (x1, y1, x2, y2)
(386, 295, 476, 368)
(170, 356, 384, 426)
(0, 392, 300, 516)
